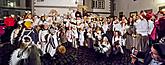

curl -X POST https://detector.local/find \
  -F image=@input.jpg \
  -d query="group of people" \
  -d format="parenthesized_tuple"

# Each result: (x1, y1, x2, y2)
(1, 9, 165, 65)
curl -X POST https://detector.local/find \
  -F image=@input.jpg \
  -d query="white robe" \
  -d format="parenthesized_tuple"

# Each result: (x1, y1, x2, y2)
(38, 30, 49, 54)
(66, 30, 73, 42)
(100, 42, 111, 53)
(113, 23, 122, 32)
(102, 24, 109, 34)
(79, 30, 85, 46)
(135, 19, 149, 36)
(10, 29, 19, 44)
(148, 20, 154, 35)
(72, 29, 78, 48)
(46, 33, 59, 57)
(112, 36, 124, 54)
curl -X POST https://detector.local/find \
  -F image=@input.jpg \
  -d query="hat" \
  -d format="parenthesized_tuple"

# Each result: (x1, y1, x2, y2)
(58, 45, 66, 54)
(146, 13, 153, 20)
(49, 27, 55, 34)
(24, 21, 32, 28)
(22, 35, 32, 45)
(24, 19, 33, 22)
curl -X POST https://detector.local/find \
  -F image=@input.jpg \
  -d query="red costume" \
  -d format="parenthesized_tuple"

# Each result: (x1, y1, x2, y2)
(4, 17, 15, 27)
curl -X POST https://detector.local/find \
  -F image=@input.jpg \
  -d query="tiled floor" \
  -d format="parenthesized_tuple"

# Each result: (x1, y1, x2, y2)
(0, 43, 132, 65)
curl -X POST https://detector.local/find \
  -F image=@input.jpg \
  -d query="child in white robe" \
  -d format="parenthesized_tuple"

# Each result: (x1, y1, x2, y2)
(79, 28, 85, 46)
(38, 23, 49, 54)
(45, 27, 59, 57)
(112, 31, 124, 54)
(100, 36, 111, 53)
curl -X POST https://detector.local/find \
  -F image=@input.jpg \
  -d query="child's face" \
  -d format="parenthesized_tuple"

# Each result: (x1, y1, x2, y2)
(44, 25, 49, 29)
(115, 32, 119, 36)
(103, 37, 107, 42)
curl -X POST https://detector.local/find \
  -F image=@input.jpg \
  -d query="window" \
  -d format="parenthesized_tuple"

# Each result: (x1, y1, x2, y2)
(16, 0, 20, 7)
(2, 0, 8, 6)
(92, 0, 105, 9)
(2, 0, 18, 7)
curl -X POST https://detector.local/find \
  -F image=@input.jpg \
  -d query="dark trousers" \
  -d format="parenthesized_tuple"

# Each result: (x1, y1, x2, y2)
(1, 26, 14, 43)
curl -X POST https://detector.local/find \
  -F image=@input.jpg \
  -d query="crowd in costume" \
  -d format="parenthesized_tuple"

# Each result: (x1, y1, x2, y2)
(0, 9, 165, 65)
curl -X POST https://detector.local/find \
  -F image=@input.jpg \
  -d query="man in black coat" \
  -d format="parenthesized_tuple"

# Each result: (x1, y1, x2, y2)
(131, 43, 165, 65)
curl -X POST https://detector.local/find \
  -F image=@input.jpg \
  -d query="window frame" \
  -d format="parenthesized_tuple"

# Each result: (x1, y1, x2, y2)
(92, 0, 105, 9)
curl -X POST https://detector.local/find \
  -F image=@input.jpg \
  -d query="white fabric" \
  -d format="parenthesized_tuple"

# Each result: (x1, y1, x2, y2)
(24, 19, 33, 22)
(73, 29, 78, 38)
(112, 36, 122, 45)
(102, 24, 109, 33)
(148, 20, 154, 35)
(79, 30, 85, 46)
(113, 23, 122, 32)
(39, 30, 49, 42)
(18, 20, 24, 25)
(149, 59, 163, 65)
(46, 34, 59, 57)
(121, 25, 129, 35)
(10, 29, 19, 44)
(33, 18, 40, 26)
(87, 32, 93, 38)
(135, 19, 149, 36)
(66, 30, 73, 42)
(100, 42, 111, 53)
(38, 30, 49, 54)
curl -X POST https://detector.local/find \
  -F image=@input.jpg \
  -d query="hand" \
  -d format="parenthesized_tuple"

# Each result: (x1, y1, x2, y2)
(130, 54, 137, 64)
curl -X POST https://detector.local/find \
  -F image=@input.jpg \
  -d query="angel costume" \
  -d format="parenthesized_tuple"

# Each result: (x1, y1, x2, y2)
(79, 29, 85, 46)
(45, 29, 59, 57)
(38, 29, 49, 54)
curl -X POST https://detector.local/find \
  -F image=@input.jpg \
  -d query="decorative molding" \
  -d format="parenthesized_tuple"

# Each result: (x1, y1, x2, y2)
(0, 7, 31, 10)
(34, 5, 77, 8)
(87, 11, 111, 14)
(159, 6, 165, 11)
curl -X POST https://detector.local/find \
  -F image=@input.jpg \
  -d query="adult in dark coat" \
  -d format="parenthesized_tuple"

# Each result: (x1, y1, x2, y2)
(131, 43, 165, 65)
(157, 17, 165, 41)
(2, 15, 16, 42)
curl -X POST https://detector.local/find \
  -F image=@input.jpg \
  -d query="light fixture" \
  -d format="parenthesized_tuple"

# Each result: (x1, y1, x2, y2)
(7, 1, 14, 7)
(10, 2, 14, 7)
(161, 8, 165, 11)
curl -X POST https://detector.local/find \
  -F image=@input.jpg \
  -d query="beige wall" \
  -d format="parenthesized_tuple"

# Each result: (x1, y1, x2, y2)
(35, 0, 78, 7)
(34, 7, 77, 16)
(84, 0, 93, 11)
(114, 0, 165, 17)
(34, 0, 81, 15)
(34, 0, 111, 16)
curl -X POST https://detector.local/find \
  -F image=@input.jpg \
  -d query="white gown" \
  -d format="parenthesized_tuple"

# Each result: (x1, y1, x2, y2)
(46, 33, 59, 57)
(101, 42, 111, 53)
(38, 30, 49, 54)
(112, 36, 124, 54)
(79, 30, 85, 46)
(102, 24, 109, 34)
